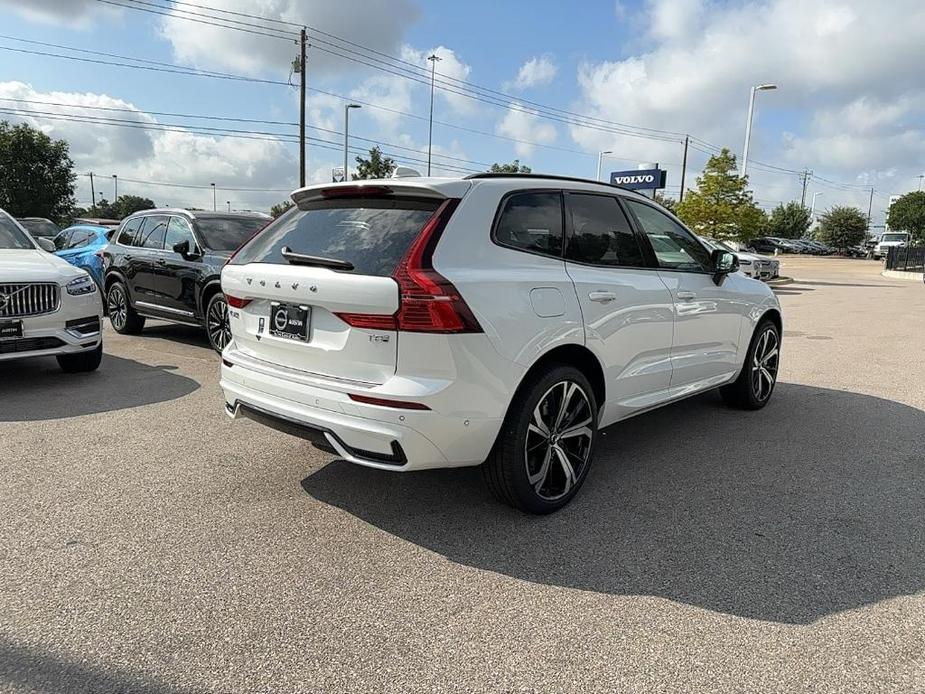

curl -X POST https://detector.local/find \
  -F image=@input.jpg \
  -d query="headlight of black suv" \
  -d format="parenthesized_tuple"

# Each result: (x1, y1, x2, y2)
(66, 275, 97, 296)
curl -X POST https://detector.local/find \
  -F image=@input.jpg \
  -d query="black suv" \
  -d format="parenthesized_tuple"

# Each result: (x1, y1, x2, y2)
(102, 209, 270, 352)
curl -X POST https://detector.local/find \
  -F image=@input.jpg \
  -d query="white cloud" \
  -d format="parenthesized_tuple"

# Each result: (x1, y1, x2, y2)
(569, 0, 925, 217)
(496, 105, 557, 157)
(0, 0, 122, 27)
(158, 0, 418, 78)
(507, 55, 558, 90)
(0, 82, 297, 212)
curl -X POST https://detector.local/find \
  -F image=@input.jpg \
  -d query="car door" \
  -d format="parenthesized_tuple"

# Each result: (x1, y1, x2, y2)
(624, 199, 744, 396)
(563, 192, 675, 422)
(157, 216, 202, 320)
(130, 215, 169, 309)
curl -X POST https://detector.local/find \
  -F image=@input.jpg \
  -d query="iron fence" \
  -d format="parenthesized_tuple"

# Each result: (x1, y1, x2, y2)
(885, 246, 925, 272)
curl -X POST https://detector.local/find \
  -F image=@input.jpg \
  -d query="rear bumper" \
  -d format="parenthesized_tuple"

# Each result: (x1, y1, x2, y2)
(220, 353, 503, 471)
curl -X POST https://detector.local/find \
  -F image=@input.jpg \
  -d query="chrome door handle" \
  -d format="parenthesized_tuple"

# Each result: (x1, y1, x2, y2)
(588, 291, 617, 303)
(676, 291, 697, 300)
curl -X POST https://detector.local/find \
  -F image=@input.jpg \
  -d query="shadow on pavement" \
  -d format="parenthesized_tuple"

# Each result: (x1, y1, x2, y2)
(140, 322, 212, 350)
(302, 384, 925, 625)
(0, 636, 197, 694)
(0, 354, 199, 421)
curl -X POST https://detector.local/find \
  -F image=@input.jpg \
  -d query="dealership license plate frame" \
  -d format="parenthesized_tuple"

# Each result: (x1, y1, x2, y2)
(269, 302, 311, 342)
(0, 320, 23, 339)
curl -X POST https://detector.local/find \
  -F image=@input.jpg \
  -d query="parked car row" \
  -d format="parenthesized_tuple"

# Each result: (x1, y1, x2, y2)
(747, 237, 837, 255)
(699, 237, 780, 280)
(3, 173, 783, 513)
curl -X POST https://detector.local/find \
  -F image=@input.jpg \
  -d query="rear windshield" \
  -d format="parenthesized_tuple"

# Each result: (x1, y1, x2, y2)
(18, 219, 59, 238)
(196, 216, 270, 251)
(231, 197, 441, 276)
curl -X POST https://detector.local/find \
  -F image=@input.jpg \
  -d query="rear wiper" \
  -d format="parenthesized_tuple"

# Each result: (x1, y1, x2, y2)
(281, 246, 354, 271)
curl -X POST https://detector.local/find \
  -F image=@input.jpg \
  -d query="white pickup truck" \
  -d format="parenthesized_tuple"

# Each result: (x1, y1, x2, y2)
(873, 231, 911, 260)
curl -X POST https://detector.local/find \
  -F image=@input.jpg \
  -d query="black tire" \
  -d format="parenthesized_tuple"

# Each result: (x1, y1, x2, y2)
(204, 292, 231, 353)
(720, 318, 780, 410)
(57, 343, 103, 373)
(106, 281, 145, 335)
(483, 364, 599, 514)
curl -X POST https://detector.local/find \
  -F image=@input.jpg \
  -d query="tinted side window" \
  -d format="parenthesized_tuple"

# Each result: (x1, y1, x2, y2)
(566, 194, 646, 267)
(69, 231, 91, 249)
(165, 217, 197, 252)
(495, 192, 563, 258)
(139, 216, 169, 250)
(625, 201, 711, 272)
(53, 230, 71, 251)
(118, 217, 144, 246)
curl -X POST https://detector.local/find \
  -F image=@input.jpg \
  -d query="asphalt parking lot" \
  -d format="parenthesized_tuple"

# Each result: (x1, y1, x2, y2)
(1, 257, 923, 693)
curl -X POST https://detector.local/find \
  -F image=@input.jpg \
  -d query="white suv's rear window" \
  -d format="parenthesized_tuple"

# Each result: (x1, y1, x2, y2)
(231, 197, 440, 277)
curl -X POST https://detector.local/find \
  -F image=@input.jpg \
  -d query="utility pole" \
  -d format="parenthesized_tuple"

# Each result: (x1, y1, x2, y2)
(88, 172, 95, 209)
(866, 187, 874, 236)
(799, 169, 813, 207)
(343, 104, 361, 182)
(917, 174, 924, 191)
(679, 136, 689, 202)
(427, 53, 441, 176)
(298, 28, 307, 188)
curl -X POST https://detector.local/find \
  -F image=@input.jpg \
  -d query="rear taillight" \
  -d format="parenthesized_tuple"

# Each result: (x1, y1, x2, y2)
(225, 294, 252, 308)
(335, 198, 480, 334)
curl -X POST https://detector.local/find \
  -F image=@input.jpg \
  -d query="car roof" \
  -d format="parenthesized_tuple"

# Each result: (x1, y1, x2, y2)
(63, 224, 110, 233)
(290, 173, 657, 205)
(123, 208, 272, 221)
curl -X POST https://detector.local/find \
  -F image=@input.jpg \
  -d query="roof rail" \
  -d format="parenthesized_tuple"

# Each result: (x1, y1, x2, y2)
(463, 171, 641, 194)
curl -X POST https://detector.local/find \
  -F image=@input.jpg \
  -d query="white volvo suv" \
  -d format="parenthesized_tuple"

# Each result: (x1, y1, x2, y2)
(0, 209, 103, 372)
(220, 175, 781, 513)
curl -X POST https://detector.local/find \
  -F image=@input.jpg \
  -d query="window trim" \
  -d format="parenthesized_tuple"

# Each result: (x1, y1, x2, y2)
(562, 191, 654, 271)
(622, 198, 714, 274)
(489, 188, 567, 262)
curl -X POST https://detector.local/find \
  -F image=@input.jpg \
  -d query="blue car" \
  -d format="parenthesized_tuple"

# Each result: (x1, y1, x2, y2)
(53, 224, 113, 288)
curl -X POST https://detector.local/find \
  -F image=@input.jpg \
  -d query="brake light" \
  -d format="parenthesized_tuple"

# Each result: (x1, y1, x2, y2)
(393, 198, 481, 333)
(320, 185, 392, 198)
(225, 294, 252, 308)
(335, 198, 481, 334)
(348, 393, 430, 410)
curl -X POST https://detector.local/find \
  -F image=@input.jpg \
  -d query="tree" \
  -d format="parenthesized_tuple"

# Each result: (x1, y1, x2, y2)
(0, 120, 76, 221)
(489, 160, 531, 173)
(270, 200, 294, 218)
(816, 206, 868, 250)
(654, 192, 677, 213)
(674, 148, 767, 242)
(768, 201, 812, 239)
(353, 146, 396, 180)
(111, 195, 155, 219)
(886, 191, 925, 243)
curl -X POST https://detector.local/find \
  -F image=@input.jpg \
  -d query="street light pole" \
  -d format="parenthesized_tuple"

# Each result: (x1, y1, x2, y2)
(810, 192, 823, 218)
(427, 53, 442, 176)
(210, 183, 216, 211)
(344, 104, 361, 182)
(112, 174, 118, 201)
(227, 200, 231, 212)
(741, 83, 778, 178)
(596, 150, 612, 182)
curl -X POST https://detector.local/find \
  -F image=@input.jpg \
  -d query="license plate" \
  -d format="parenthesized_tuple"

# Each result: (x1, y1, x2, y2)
(0, 320, 23, 339)
(269, 302, 310, 341)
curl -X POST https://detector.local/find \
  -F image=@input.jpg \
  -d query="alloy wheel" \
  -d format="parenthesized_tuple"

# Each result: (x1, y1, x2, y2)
(524, 380, 594, 501)
(751, 328, 779, 401)
(108, 286, 126, 330)
(207, 297, 231, 351)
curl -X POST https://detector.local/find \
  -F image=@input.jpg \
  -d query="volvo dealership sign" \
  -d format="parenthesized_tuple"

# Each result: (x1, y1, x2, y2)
(610, 167, 667, 191)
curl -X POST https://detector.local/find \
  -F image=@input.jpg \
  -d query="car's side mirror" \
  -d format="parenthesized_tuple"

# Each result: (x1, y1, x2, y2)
(711, 249, 737, 283)
(35, 237, 55, 253)
(173, 240, 199, 259)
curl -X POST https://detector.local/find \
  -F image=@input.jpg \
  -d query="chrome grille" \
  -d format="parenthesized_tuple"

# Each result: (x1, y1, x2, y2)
(0, 283, 60, 318)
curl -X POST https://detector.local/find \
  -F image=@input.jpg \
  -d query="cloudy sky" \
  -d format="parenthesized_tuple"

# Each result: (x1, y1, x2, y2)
(0, 0, 922, 225)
